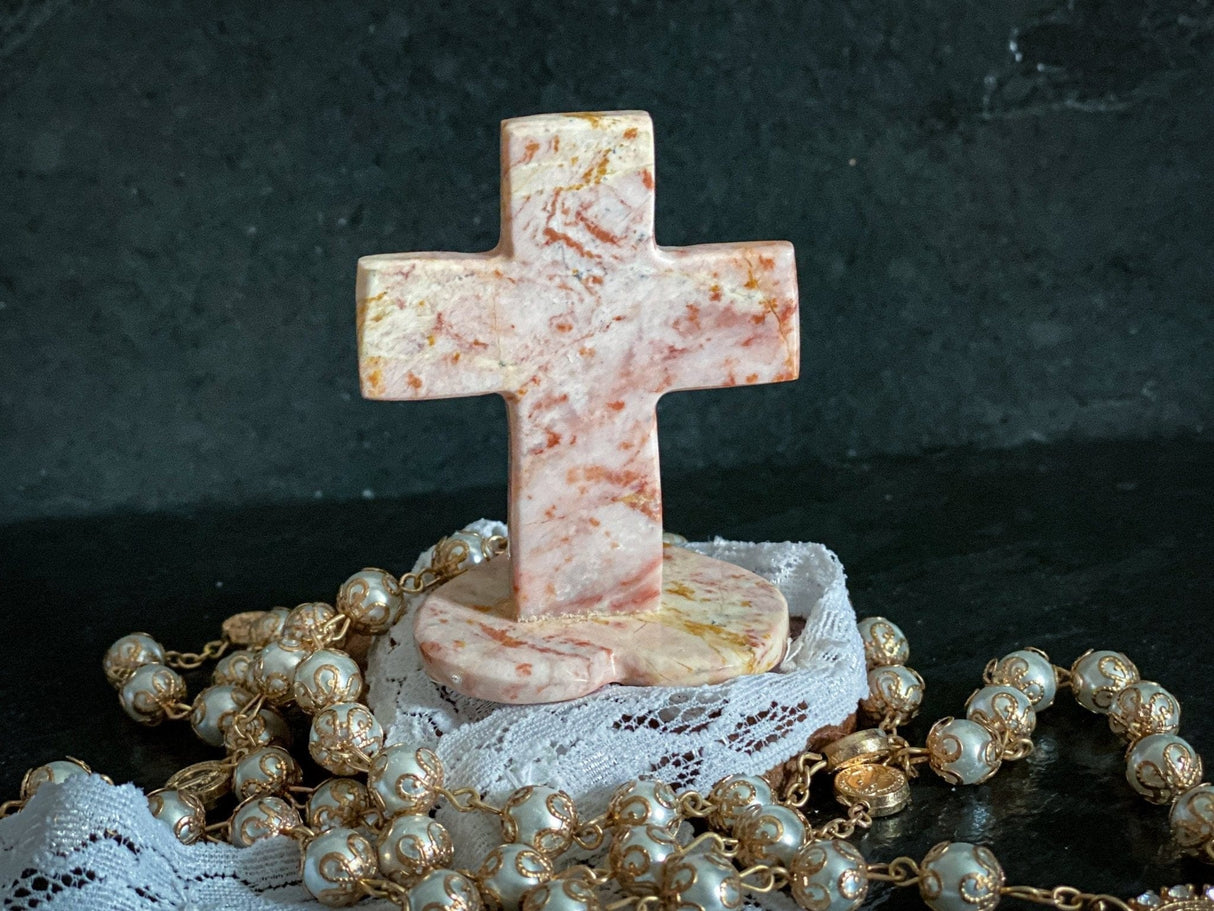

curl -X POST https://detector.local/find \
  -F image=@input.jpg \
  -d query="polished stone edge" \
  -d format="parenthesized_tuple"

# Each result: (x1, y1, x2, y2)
(413, 544, 789, 704)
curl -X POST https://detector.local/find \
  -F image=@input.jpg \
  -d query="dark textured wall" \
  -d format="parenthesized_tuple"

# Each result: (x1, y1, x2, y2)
(1, 0, 1211, 522)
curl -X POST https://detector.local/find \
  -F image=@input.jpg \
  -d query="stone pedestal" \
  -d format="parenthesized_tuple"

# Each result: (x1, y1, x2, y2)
(414, 543, 789, 703)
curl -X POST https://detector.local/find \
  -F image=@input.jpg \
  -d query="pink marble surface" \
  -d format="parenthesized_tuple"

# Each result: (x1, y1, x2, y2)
(414, 543, 789, 704)
(358, 111, 800, 622)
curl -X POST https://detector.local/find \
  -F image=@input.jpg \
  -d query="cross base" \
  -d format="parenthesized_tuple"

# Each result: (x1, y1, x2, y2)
(413, 544, 790, 704)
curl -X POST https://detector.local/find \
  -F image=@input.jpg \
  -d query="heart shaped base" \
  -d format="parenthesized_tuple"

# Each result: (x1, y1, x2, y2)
(413, 543, 789, 704)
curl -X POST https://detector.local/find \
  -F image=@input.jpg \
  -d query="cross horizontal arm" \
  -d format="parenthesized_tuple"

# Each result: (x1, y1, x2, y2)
(357, 251, 513, 401)
(644, 240, 800, 393)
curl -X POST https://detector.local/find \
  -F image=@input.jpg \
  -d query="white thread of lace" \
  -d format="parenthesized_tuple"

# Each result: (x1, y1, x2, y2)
(0, 524, 865, 910)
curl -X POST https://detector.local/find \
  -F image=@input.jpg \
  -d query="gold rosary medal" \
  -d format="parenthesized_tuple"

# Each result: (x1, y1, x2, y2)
(833, 763, 911, 817)
(821, 728, 892, 771)
(164, 759, 234, 810)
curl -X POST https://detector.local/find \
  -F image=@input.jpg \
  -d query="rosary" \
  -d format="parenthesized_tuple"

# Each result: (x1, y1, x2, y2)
(4, 530, 1212, 911)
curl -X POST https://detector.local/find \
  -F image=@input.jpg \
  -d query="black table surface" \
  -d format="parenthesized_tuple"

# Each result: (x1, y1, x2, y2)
(1, 437, 1211, 904)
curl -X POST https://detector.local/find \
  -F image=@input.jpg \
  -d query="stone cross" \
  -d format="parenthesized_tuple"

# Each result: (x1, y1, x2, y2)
(357, 111, 799, 701)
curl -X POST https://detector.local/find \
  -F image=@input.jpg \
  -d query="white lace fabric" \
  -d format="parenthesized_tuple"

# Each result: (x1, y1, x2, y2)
(0, 528, 865, 909)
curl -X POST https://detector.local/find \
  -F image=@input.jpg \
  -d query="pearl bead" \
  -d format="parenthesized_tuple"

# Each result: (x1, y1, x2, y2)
(367, 744, 444, 817)
(500, 785, 578, 856)
(661, 850, 743, 911)
(225, 703, 292, 753)
(1069, 649, 1139, 713)
(211, 649, 257, 689)
(918, 842, 1004, 911)
(301, 827, 378, 907)
(707, 774, 773, 832)
(309, 702, 385, 776)
(20, 758, 94, 800)
(788, 839, 869, 911)
(522, 869, 602, 911)
(103, 633, 166, 688)
(1126, 733, 1204, 805)
(233, 745, 302, 801)
(1169, 783, 1214, 857)
(965, 685, 1036, 753)
(735, 803, 809, 867)
(120, 664, 186, 726)
(927, 718, 1002, 785)
(307, 777, 376, 832)
(986, 648, 1057, 709)
(607, 779, 680, 831)
(856, 617, 909, 669)
(1108, 681, 1181, 742)
(147, 788, 206, 845)
(407, 869, 485, 911)
(252, 640, 311, 705)
(608, 824, 680, 895)
(337, 568, 405, 635)
(283, 602, 341, 651)
(445, 530, 491, 569)
(293, 648, 364, 714)
(477, 843, 554, 911)
(190, 684, 254, 747)
(860, 665, 925, 726)
(248, 606, 291, 648)
(376, 815, 453, 886)
(230, 795, 302, 846)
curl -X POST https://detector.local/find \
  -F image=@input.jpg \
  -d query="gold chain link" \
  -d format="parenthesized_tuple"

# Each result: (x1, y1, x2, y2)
(868, 855, 922, 885)
(814, 801, 873, 840)
(164, 638, 230, 670)
(435, 786, 501, 816)
(782, 751, 828, 807)
(1001, 886, 1134, 911)
(572, 815, 607, 851)
(677, 789, 715, 818)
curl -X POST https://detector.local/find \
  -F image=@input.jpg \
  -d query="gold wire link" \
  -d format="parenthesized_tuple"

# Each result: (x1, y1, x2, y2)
(319, 612, 351, 648)
(606, 896, 662, 911)
(678, 790, 716, 818)
(399, 532, 510, 594)
(573, 815, 608, 851)
(164, 702, 193, 722)
(358, 877, 409, 906)
(982, 657, 1000, 685)
(559, 864, 613, 886)
(202, 819, 231, 843)
(225, 694, 268, 756)
(1053, 664, 1074, 688)
(867, 856, 922, 885)
(738, 864, 789, 894)
(783, 751, 828, 807)
(1002, 735, 1036, 761)
(1000, 886, 1133, 911)
(0, 799, 25, 818)
(684, 831, 739, 857)
(164, 638, 230, 670)
(813, 801, 873, 840)
(286, 824, 317, 844)
(883, 736, 931, 778)
(436, 786, 501, 815)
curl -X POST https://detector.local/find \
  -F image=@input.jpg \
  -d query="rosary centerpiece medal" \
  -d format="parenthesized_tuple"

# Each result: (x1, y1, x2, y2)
(357, 111, 800, 704)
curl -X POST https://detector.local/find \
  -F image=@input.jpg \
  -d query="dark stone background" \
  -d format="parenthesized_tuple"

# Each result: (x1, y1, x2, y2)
(2, 0, 1212, 523)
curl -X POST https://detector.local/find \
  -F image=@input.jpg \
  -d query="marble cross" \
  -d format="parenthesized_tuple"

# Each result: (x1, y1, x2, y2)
(358, 111, 800, 702)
